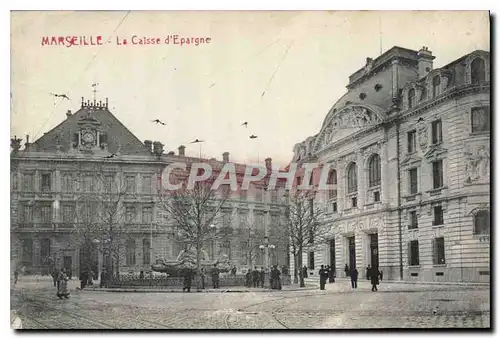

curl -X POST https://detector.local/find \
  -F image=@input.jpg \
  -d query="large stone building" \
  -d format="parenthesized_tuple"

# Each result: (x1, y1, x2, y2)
(290, 46, 490, 282)
(10, 98, 288, 278)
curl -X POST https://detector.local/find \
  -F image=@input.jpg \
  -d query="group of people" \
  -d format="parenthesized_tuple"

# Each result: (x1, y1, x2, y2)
(182, 264, 221, 292)
(317, 264, 383, 291)
(244, 266, 283, 290)
(54, 268, 70, 299)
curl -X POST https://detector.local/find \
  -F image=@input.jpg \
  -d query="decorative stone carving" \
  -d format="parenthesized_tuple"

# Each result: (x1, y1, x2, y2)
(465, 145, 490, 183)
(292, 142, 308, 162)
(370, 217, 381, 230)
(10, 136, 22, 151)
(418, 124, 428, 151)
(314, 105, 384, 152)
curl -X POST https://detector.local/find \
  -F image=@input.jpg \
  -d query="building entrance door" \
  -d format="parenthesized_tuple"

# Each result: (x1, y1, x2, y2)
(329, 239, 336, 270)
(370, 233, 379, 269)
(348, 236, 356, 272)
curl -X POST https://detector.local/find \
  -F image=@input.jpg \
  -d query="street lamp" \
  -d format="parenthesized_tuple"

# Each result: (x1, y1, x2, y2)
(259, 238, 275, 268)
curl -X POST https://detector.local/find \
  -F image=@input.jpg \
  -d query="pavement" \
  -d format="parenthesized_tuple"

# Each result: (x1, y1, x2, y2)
(11, 277, 490, 329)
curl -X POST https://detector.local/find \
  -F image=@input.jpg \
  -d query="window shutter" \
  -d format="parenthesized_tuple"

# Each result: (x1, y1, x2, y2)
(415, 241, 419, 265)
(408, 242, 412, 266)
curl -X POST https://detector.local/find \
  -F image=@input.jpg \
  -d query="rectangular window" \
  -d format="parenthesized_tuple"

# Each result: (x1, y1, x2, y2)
(433, 237, 446, 265)
(125, 175, 136, 193)
(296, 177, 302, 187)
(142, 206, 153, 223)
(409, 168, 418, 194)
(21, 204, 33, 223)
(142, 176, 152, 194)
(431, 119, 443, 144)
(126, 239, 136, 266)
(62, 204, 75, 223)
(22, 172, 34, 192)
(308, 251, 315, 269)
(22, 239, 33, 265)
(40, 238, 51, 261)
(125, 206, 136, 223)
(352, 197, 357, 208)
(83, 175, 95, 192)
(373, 191, 380, 202)
(471, 107, 490, 133)
(41, 173, 51, 192)
(328, 189, 338, 200)
(407, 130, 417, 153)
(61, 173, 74, 193)
(432, 160, 443, 189)
(143, 239, 151, 265)
(409, 211, 418, 229)
(38, 204, 52, 223)
(104, 175, 114, 193)
(433, 206, 444, 226)
(408, 240, 420, 266)
(332, 202, 338, 213)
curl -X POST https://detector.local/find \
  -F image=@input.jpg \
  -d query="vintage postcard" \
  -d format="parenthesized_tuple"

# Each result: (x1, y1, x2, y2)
(10, 10, 490, 330)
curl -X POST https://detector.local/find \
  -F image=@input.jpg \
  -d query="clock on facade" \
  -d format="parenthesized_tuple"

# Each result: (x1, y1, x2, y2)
(82, 132, 95, 144)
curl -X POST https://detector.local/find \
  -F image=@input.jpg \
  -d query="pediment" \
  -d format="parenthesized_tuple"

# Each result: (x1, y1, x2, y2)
(424, 144, 448, 161)
(314, 104, 386, 152)
(401, 154, 422, 167)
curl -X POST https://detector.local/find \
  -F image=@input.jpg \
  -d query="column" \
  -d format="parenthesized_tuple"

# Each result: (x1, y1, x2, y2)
(391, 59, 400, 103)
(380, 141, 389, 204)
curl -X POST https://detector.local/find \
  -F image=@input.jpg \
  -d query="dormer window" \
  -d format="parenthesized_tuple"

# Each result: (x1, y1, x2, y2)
(432, 76, 441, 97)
(471, 58, 486, 84)
(408, 88, 416, 109)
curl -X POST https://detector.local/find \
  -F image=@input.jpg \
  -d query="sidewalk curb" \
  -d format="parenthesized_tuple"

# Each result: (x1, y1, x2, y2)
(304, 278, 489, 287)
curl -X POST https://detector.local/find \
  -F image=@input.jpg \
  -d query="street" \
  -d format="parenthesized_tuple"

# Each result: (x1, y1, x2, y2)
(11, 278, 490, 329)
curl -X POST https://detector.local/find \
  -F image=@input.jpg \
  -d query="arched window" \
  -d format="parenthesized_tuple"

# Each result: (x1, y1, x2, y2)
(347, 163, 357, 193)
(471, 58, 486, 84)
(432, 76, 441, 97)
(327, 169, 337, 199)
(408, 88, 416, 109)
(474, 210, 490, 235)
(368, 154, 381, 187)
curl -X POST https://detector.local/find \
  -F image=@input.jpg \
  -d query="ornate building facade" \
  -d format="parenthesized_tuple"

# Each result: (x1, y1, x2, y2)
(290, 46, 490, 282)
(10, 99, 288, 277)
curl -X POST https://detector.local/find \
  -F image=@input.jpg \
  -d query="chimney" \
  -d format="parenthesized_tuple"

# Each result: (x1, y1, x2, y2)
(153, 141, 164, 155)
(222, 152, 229, 162)
(144, 140, 153, 152)
(178, 145, 186, 156)
(417, 46, 435, 78)
(66, 110, 72, 118)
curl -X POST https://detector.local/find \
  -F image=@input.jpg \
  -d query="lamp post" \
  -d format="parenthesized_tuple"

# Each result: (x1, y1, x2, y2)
(259, 237, 275, 268)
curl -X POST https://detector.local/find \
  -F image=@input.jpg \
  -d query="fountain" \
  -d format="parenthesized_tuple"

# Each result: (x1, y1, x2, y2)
(151, 247, 231, 277)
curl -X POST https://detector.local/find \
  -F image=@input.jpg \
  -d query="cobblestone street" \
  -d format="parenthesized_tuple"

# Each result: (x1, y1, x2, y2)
(11, 278, 490, 329)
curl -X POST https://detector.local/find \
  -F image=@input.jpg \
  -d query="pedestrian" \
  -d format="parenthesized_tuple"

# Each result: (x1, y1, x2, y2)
(328, 265, 335, 283)
(259, 267, 265, 288)
(100, 269, 106, 288)
(231, 266, 237, 276)
(139, 270, 144, 280)
(351, 267, 358, 289)
(212, 264, 220, 289)
(200, 268, 205, 289)
(302, 265, 308, 278)
(271, 265, 282, 290)
(370, 267, 380, 292)
(79, 269, 88, 290)
(344, 264, 349, 278)
(245, 270, 252, 287)
(252, 267, 259, 288)
(379, 270, 384, 282)
(282, 265, 289, 275)
(366, 265, 371, 280)
(13, 269, 19, 285)
(57, 268, 70, 299)
(319, 265, 327, 290)
(182, 269, 192, 292)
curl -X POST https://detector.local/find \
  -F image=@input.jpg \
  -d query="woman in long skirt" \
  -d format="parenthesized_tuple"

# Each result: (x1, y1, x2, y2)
(57, 268, 70, 299)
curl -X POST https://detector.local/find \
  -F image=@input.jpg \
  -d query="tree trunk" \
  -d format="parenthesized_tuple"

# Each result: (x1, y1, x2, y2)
(196, 239, 202, 292)
(298, 248, 305, 287)
(293, 253, 298, 284)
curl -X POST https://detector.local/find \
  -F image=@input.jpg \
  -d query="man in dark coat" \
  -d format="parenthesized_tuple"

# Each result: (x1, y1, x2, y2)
(328, 265, 335, 283)
(370, 267, 380, 292)
(80, 270, 88, 290)
(319, 265, 327, 290)
(344, 264, 349, 277)
(366, 265, 371, 280)
(252, 267, 259, 288)
(200, 268, 205, 289)
(231, 266, 237, 276)
(302, 266, 308, 278)
(182, 269, 192, 292)
(245, 270, 252, 287)
(259, 267, 265, 288)
(351, 267, 359, 289)
(212, 264, 220, 289)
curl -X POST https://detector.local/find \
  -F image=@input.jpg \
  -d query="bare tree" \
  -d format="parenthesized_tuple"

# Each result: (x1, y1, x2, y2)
(70, 164, 146, 277)
(238, 215, 266, 268)
(282, 190, 328, 287)
(158, 179, 228, 291)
